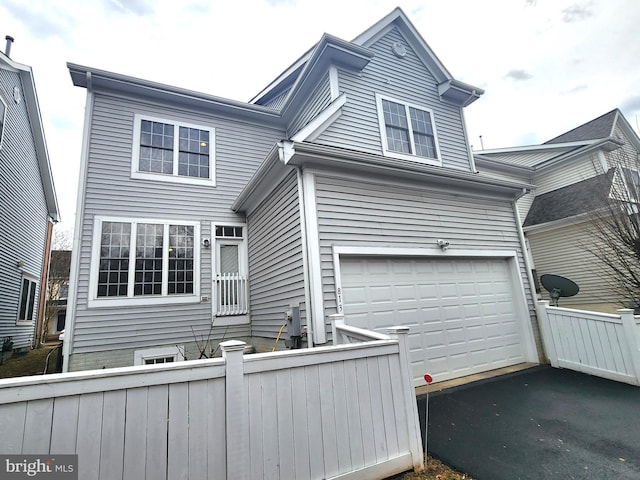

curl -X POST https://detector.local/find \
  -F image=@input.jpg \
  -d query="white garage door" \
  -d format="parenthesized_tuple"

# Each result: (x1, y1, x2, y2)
(341, 256, 526, 384)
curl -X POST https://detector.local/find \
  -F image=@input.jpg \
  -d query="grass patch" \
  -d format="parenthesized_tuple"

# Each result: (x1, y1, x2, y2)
(0, 344, 61, 379)
(387, 455, 474, 480)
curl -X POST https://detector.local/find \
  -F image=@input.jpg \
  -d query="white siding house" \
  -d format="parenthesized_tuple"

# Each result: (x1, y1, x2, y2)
(65, 8, 542, 383)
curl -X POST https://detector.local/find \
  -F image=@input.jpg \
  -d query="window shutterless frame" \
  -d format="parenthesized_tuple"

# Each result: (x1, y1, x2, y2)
(131, 114, 216, 187)
(88, 216, 201, 308)
(375, 93, 442, 166)
(16, 274, 38, 325)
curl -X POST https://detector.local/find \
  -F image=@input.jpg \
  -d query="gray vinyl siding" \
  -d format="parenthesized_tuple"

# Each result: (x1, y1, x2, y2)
(287, 73, 331, 137)
(0, 69, 49, 349)
(533, 153, 601, 195)
(607, 124, 639, 169)
(260, 88, 290, 110)
(313, 173, 541, 353)
(527, 221, 621, 308)
(72, 92, 284, 357)
(247, 172, 305, 338)
(315, 27, 472, 172)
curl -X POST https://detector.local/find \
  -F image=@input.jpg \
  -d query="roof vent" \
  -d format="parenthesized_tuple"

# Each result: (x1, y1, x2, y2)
(5, 35, 14, 58)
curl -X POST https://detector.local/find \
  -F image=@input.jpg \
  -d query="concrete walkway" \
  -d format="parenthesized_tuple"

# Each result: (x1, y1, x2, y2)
(418, 366, 640, 480)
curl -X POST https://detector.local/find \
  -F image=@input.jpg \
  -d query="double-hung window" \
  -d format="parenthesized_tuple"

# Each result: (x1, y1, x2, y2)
(90, 217, 200, 307)
(376, 94, 441, 165)
(132, 115, 215, 186)
(17, 275, 37, 325)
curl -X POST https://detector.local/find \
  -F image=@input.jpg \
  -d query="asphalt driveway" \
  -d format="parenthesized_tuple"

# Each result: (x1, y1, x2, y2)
(418, 366, 640, 480)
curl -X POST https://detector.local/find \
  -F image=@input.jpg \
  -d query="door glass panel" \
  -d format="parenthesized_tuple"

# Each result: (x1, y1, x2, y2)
(219, 244, 239, 274)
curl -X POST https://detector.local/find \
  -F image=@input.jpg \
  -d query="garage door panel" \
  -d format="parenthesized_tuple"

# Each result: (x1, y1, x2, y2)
(341, 256, 526, 384)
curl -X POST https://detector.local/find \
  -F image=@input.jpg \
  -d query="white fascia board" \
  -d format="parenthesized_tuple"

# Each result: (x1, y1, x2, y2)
(249, 48, 314, 104)
(352, 7, 453, 84)
(289, 142, 534, 197)
(291, 93, 346, 143)
(67, 63, 283, 127)
(477, 140, 594, 155)
(232, 145, 291, 215)
(18, 67, 60, 221)
(523, 211, 594, 235)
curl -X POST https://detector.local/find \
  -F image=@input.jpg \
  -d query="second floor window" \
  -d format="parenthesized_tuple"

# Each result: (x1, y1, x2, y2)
(376, 94, 441, 165)
(132, 115, 215, 186)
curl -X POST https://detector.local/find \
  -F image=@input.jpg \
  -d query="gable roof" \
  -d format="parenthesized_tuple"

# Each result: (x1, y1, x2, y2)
(251, 7, 483, 109)
(544, 109, 618, 144)
(0, 51, 60, 222)
(523, 168, 615, 227)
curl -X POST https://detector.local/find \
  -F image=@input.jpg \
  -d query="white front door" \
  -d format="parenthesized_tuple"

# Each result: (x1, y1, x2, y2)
(214, 224, 248, 316)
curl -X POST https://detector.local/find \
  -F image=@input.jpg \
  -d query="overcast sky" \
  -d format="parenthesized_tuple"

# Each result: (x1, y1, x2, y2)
(2, 0, 639, 233)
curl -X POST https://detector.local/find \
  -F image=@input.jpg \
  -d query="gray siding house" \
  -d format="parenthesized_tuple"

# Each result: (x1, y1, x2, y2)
(0, 40, 60, 351)
(65, 9, 541, 384)
(477, 109, 640, 313)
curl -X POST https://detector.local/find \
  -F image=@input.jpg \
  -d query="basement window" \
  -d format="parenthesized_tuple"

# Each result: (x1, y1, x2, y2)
(134, 346, 184, 365)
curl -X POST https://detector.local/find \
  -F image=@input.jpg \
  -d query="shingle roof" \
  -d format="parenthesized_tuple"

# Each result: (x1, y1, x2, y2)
(544, 109, 618, 144)
(523, 169, 615, 227)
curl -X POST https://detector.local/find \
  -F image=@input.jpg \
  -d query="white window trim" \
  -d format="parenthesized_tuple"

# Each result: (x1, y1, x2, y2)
(131, 114, 216, 187)
(134, 345, 185, 365)
(0, 94, 7, 150)
(16, 273, 38, 326)
(88, 216, 201, 308)
(375, 93, 442, 166)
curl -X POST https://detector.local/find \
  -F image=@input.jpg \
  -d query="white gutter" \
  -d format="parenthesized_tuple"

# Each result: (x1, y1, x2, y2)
(62, 80, 94, 372)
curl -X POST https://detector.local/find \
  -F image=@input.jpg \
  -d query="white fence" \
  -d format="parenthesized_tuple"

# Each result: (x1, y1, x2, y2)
(214, 273, 248, 316)
(537, 300, 640, 386)
(0, 328, 423, 479)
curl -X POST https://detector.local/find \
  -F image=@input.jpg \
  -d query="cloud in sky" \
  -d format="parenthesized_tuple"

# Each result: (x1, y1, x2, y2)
(505, 70, 534, 81)
(561, 2, 594, 22)
(1, 0, 638, 232)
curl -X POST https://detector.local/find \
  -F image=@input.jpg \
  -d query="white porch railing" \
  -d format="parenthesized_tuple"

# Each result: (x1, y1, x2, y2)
(0, 329, 424, 479)
(537, 300, 640, 386)
(214, 273, 248, 316)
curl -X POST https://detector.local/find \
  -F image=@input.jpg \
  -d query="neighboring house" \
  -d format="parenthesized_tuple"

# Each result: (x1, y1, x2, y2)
(0, 38, 60, 351)
(44, 249, 71, 340)
(476, 109, 640, 313)
(64, 8, 542, 384)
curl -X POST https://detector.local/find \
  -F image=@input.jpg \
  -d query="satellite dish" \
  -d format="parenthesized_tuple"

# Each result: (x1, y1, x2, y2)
(540, 274, 579, 306)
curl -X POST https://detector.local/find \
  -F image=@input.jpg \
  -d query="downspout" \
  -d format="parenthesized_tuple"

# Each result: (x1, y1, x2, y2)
(296, 167, 314, 347)
(34, 218, 54, 347)
(62, 77, 94, 372)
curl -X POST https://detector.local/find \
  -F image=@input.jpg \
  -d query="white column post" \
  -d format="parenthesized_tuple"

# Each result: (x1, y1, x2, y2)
(330, 313, 345, 345)
(221, 340, 248, 479)
(618, 309, 640, 386)
(387, 326, 424, 473)
(536, 300, 558, 367)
